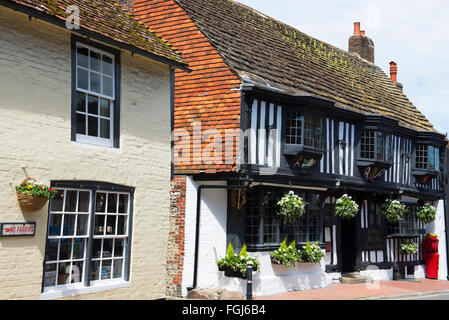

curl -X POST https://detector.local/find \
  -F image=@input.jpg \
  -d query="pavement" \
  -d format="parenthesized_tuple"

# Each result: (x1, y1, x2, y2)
(254, 278, 449, 300)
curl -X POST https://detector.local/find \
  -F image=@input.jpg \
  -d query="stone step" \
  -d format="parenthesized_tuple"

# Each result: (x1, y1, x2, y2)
(341, 272, 370, 284)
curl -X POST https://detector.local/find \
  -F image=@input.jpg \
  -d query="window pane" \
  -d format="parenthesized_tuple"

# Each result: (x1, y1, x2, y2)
(58, 262, 70, 285)
(92, 239, 102, 259)
(87, 95, 98, 115)
(100, 119, 110, 139)
(102, 75, 113, 97)
(90, 51, 101, 72)
(77, 68, 88, 90)
(63, 214, 76, 236)
(94, 215, 105, 235)
(101, 260, 112, 280)
(76, 113, 86, 135)
(45, 239, 58, 261)
(76, 92, 86, 112)
(118, 194, 128, 213)
(117, 216, 127, 235)
(100, 98, 110, 117)
(113, 259, 123, 279)
(102, 238, 113, 258)
(90, 261, 100, 281)
(114, 239, 124, 257)
(106, 216, 116, 235)
(435, 147, 440, 171)
(48, 214, 62, 236)
(76, 214, 89, 236)
(90, 72, 101, 93)
(50, 190, 64, 212)
(72, 238, 86, 260)
(96, 193, 107, 212)
(76, 46, 88, 68)
(65, 190, 78, 212)
(71, 261, 83, 284)
(88, 116, 98, 137)
(107, 193, 117, 213)
(43, 264, 57, 288)
(78, 192, 90, 213)
(59, 239, 72, 261)
(102, 55, 113, 76)
(429, 146, 435, 170)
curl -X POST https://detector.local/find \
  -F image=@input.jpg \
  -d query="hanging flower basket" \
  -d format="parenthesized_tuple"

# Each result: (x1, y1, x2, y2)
(416, 205, 437, 224)
(276, 191, 307, 223)
(15, 178, 58, 212)
(334, 194, 359, 220)
(380, 199, 406, 223)
(399, 240, 418, 255)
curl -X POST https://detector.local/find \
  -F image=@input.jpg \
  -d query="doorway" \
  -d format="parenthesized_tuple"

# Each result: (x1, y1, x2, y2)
(340, 218, 356, 272)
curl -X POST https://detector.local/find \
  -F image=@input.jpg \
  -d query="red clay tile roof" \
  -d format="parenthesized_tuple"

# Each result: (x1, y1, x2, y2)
(2, 0, 187, 68)
(174, 0, 436, 132)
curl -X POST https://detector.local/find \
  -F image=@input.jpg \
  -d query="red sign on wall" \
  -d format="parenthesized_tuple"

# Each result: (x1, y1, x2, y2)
(1, 222, 36, 237)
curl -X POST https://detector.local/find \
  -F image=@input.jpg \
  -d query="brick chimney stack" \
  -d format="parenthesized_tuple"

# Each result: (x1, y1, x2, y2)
(348, 22, 375, 63)
(117, 0, 135, 12)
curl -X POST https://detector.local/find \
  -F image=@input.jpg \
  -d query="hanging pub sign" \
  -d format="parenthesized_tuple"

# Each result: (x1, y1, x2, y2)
(293, 155, 318, 170)
(0, 222, 36, 237)
(360, 166, 386, 181)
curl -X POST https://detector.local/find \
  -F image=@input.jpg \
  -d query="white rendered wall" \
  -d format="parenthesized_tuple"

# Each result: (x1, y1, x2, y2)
(181, 178, 331, 296)
(425, 200, 448, 280)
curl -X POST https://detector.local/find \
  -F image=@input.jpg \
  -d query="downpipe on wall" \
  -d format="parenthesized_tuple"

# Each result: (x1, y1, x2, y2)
(187, 176, 253, 292)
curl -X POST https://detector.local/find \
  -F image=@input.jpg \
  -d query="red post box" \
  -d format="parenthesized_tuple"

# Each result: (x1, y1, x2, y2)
(422, 234, 439, 279)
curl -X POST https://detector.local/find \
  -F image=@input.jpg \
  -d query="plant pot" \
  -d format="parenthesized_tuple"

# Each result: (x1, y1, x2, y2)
(224, 268, 247, 279)
(17, 193, 48, 212)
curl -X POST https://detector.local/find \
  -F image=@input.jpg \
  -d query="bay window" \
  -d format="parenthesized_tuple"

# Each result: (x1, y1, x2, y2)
(360, 130, 393, 163)
(415, 144, 440, 172)
(43, 182, 133, 295)
(285, 112, 325, 151)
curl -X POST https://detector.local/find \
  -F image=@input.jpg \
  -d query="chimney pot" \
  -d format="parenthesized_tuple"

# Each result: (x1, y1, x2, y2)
(390, 61, 398, 82)
(360, 30, 366, 36)
(354, 22, 361, 35)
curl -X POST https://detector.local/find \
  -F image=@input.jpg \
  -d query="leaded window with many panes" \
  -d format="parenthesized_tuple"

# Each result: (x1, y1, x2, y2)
(360, 130, 393, 162)
(43, 183, 132, 292)
(415, 144, 440, 172)
(244, 188, 323, 248)
(285, 112, 324, 150)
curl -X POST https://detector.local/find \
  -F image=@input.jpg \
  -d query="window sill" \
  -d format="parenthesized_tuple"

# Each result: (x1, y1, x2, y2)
(41, 279, 129, 300)
(71, 140, 120, 152)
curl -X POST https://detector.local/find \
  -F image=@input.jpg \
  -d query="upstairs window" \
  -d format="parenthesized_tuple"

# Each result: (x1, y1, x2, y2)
(416, 145, 440, 172)
(72, 37, 120, 148)
(360, 131, 393, 162)
(285, 113, 324, 150)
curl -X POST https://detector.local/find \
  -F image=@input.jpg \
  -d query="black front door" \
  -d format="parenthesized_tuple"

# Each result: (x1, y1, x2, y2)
(341, 218, 356, 272)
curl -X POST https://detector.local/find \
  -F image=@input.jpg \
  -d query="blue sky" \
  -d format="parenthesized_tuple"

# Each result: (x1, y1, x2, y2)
(236, 0, 449, 135)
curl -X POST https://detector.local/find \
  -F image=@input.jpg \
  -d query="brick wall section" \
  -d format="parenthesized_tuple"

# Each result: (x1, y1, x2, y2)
(167, 176, 187, 296)
(133, 0, 242, 174)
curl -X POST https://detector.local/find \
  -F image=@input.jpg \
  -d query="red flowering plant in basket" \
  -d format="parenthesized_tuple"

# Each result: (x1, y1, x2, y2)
(15, 178, 58, 212)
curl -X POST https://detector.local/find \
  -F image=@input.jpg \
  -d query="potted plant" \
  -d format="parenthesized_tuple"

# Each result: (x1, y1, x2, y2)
(399, 240, 418, 255)
(276, 191, 307, 223)
(270, 239, 300, 267)
(380, 199, 406, 223)
(298, 242, 325, 263)
(334, 194, 359, 220)
(217, 243, 259, 279)
(416, 205, 437, 224)
(15, 178, 58, 212)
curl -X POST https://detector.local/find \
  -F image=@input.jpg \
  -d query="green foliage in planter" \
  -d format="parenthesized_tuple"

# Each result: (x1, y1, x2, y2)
(276, 191, 307, 223)
(380, 200, 407, 223)
(416, 205, 436, 224)
(16, 183, 58, 199)
(217, 243, 260, 277)
(399, 240, 418, 255)
(334, 194, 359, 220)
(298, 242, 325, 263)
(270, 239, 300, 267)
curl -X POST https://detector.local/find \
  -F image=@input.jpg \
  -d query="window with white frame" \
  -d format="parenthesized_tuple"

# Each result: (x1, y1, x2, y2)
(74, 42, 116, 147)
(43, 183, 132, 292)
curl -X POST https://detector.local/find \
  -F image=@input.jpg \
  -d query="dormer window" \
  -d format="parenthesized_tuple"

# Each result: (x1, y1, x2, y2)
(415, 144, 440, 172)
(359, 130, 393, 163)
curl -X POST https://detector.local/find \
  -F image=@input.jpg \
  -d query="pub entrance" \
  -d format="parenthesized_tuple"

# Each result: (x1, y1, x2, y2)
(341, 218, 357, 272)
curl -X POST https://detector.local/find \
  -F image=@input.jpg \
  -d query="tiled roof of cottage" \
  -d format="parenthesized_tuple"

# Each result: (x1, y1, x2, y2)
(174, 0, 435, 132)
(3, 0, 187, 68)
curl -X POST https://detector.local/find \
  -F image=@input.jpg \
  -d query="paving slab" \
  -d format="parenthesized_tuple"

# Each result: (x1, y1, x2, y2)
(254, 279, 449, 300)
